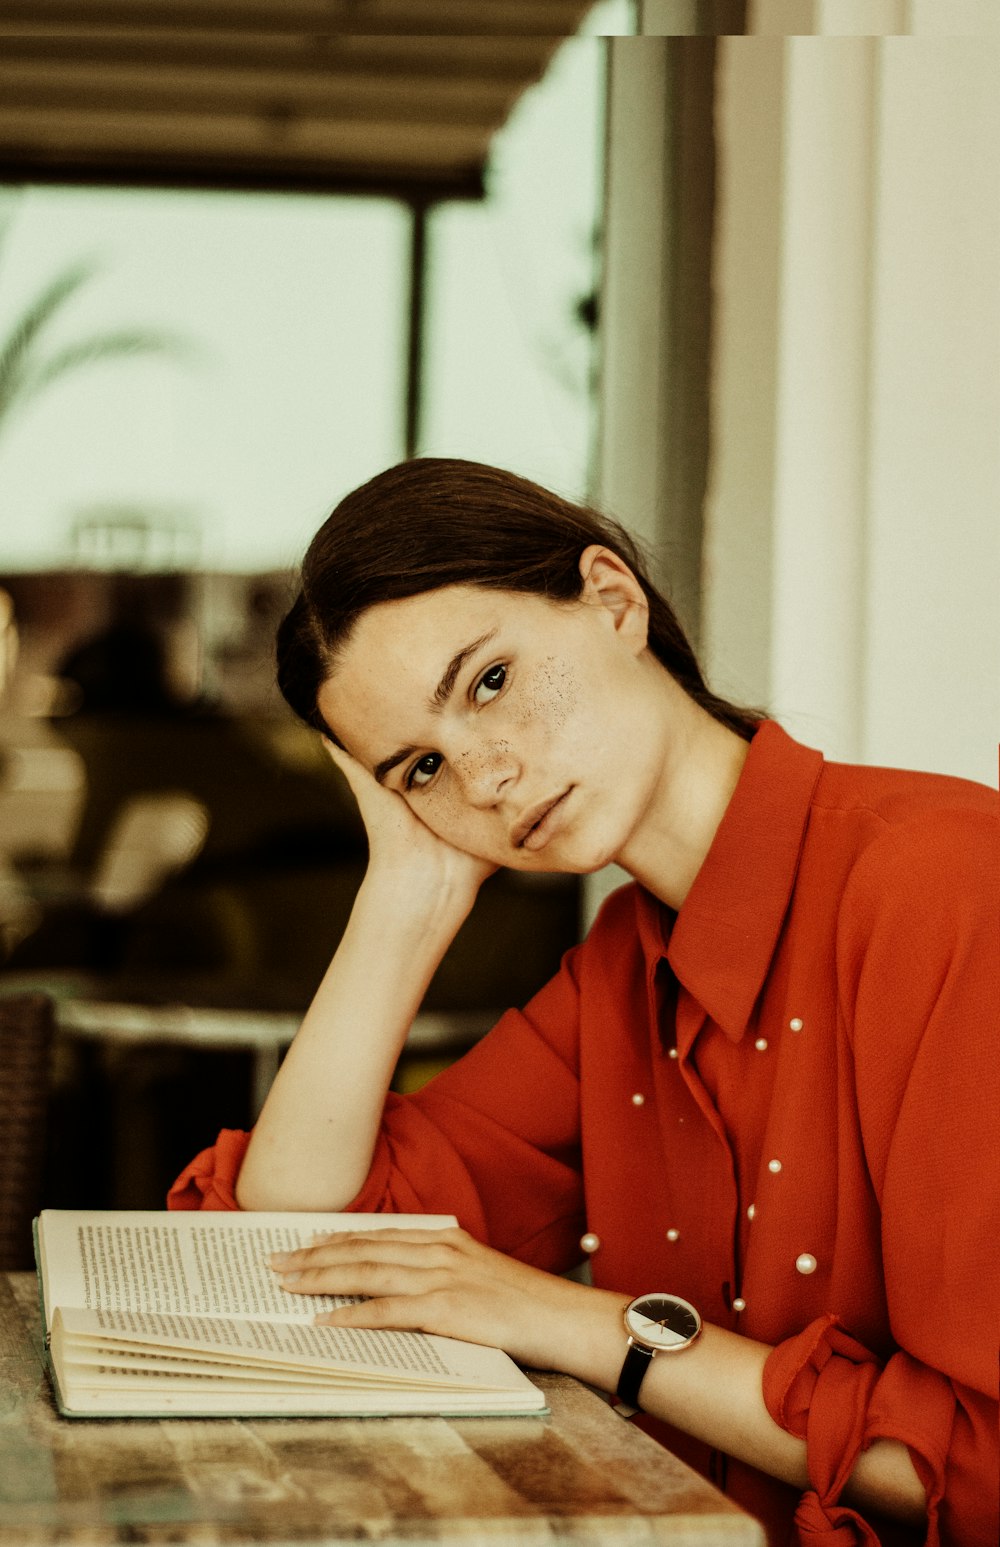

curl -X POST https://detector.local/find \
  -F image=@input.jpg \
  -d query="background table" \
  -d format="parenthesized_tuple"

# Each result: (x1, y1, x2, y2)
(55, 999, 498, 1115)
(0, 1272, 765, 1546)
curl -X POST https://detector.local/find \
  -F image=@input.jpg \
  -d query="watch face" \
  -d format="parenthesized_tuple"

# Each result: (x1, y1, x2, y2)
(625, 1294, 701, 1351)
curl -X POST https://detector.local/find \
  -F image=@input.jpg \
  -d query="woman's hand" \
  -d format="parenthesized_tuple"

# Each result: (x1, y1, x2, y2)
(269, 1226, 624, 1375)
(325, 740, 496, 921)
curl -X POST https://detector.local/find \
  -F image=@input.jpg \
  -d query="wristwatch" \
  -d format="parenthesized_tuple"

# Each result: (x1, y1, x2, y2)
(616, 1292, 702, 1410)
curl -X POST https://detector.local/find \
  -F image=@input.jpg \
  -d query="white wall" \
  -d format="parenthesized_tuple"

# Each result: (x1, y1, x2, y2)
(862, 43, 1000, 781)
(703, 35, 1000, 785)
(588, 27, 998, 927)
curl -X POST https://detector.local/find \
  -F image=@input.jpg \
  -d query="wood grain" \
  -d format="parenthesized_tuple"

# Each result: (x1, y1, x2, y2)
(0, 1272, 764, 1545)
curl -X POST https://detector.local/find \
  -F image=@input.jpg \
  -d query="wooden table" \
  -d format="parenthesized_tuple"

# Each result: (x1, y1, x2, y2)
(0, 1274, 765, 1546)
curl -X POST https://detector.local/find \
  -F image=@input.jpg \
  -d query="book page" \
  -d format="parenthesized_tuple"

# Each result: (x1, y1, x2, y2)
(37, 1210, 457, 1331)
(54, 1305, 533, 1394)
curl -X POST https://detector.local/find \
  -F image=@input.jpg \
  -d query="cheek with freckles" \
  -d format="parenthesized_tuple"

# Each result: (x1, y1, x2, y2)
(451, 739, 513, 780)
(405, 743, 516, 858)
(512, 656, 581, 736)
(403, 772, 490, 853)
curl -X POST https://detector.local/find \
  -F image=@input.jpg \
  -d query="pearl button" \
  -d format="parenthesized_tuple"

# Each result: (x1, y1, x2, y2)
(580, 1232, 600, 1254)
(631, 1092, 645, 1106)
(668, 1047, 679, 1060)
(768, 1159, 782, 1174)
(732, 1297, 746, 1312)
(789, 1017, 803, 1032)
(754, 1037, 768, 1052)
(796, 1253, 817, 1275)
(666, 1228, 680, 1242)
(747, 1203, 756, 1220)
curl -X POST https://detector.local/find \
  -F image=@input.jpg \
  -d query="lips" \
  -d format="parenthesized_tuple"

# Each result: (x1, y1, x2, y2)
(510, 789, 571, 851)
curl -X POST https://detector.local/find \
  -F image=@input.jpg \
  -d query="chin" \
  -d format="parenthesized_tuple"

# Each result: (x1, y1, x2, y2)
(535, 832, 626, 878)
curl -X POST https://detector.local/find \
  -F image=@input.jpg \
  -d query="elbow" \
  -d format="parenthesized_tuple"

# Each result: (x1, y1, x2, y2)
(233, 1146, 288, 1211)
(234, 1158, 361, 1214)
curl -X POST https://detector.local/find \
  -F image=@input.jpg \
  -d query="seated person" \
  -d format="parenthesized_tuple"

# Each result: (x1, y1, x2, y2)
(171, 458, 999, 1547)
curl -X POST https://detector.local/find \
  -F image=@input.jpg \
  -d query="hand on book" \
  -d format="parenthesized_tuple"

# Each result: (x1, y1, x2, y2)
(269, 1225, 624, 1380)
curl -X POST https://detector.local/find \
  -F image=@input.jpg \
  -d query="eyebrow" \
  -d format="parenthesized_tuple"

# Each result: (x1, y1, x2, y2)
(372, 628, 499, 786)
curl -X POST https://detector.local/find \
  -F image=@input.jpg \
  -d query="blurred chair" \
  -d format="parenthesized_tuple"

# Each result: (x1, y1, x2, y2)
(0, 992, 54, 1270)
(90, 790, 209, 915)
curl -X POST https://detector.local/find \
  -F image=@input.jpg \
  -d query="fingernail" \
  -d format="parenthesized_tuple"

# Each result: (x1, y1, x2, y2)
(280, 1273, 302, 1287)
(269, 1253, 290, 1268)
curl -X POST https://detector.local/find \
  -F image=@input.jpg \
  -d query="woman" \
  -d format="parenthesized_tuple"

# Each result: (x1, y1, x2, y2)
(170, 459, 998, 1547)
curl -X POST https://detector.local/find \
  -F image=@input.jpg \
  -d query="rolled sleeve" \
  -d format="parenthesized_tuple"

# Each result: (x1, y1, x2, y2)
(344, 982, 587, 1268)
(763, 1317, 996, 1547)
(167, 1127, 250, 1210)
(764, 806, 1000, 1547)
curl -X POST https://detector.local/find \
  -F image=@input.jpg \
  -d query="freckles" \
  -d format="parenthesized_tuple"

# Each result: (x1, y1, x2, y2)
(515, 657, 580, 730)
(454, 739, 512, 776)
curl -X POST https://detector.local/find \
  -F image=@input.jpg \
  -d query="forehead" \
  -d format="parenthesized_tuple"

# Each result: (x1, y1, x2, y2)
(341, 585, 563, 673)
(315, 584, 560, 750)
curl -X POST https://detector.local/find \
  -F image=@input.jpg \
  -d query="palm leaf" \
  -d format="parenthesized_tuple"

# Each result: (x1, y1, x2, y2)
(4, 329, 193, 418)
(0, 260, 97, 403)
(0, 207, 193, 442)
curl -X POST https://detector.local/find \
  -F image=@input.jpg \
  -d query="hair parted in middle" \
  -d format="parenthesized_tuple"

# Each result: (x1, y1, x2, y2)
(276, 457, 763, 742)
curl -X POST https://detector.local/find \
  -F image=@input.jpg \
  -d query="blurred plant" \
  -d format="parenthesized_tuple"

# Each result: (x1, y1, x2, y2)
(0, 194, 189, 446)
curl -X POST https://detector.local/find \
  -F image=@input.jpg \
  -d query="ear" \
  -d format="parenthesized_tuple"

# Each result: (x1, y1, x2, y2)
(578, 545, 649, 655)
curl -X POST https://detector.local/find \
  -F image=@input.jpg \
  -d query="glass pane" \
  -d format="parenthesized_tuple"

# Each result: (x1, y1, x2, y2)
(0, 188, 408, 571)
(420, 31, 608, 498)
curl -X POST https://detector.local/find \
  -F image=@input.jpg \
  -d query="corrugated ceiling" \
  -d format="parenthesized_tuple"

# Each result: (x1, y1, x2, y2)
(0, 1, 597, 201)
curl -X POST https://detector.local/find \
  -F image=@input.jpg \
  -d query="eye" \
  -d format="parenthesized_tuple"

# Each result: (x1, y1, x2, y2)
(406, 752, 442, 791)
(474, 663, 506, 705)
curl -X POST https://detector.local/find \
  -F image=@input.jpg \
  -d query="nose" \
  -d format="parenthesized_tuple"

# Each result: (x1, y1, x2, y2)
(452, 738, 518, 808)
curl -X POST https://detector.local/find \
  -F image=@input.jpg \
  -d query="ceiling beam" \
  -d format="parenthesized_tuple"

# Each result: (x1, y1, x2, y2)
(0, 0, 595, 39)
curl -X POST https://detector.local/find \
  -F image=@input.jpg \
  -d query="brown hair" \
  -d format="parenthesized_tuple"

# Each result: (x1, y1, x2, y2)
(277, 457, 762, 741)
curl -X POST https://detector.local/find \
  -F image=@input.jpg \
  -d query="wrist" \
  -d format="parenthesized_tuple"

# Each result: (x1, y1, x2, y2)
(540, 1283, 633, 1392)
(355, 866, 477, 942)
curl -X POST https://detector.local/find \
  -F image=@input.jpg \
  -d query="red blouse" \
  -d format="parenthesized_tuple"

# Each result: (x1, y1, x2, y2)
(169, 723, 1000, 1547)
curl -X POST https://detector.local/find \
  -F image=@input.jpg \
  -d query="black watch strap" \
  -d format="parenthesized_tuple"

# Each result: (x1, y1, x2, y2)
(616, 1340, 655, 1409)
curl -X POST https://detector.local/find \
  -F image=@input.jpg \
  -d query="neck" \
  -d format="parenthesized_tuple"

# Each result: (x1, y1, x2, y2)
(617, 688, 751, 912)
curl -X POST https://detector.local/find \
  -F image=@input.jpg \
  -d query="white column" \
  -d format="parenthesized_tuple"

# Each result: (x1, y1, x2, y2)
(705, 35, 1000, 783)
(700, 39, 786, 723)
(593, 39, 672, 557)
(586, 38, 674, 928)
(767, 39, 877, 761)
(862, 40, 1000, 779)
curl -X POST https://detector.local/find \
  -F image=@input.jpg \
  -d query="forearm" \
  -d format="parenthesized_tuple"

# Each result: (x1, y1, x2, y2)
(554, 1287, 926, 1528)
(236, 873, 468, 1211)
(272, 1228, 928, 1527)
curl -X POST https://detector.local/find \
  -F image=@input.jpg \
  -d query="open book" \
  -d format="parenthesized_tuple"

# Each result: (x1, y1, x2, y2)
(34, 1209, 547, 1419)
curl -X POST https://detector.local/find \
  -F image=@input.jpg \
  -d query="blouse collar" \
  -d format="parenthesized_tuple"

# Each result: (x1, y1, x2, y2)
(636, 721, 825, 1043)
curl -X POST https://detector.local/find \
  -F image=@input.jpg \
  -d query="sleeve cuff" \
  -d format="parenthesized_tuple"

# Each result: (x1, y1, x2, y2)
(167, 1128, 251, 1210)
(763, 1316, 900, 1546)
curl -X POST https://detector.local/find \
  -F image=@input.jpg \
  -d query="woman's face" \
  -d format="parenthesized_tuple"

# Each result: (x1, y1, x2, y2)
(315, 549, 673, 873)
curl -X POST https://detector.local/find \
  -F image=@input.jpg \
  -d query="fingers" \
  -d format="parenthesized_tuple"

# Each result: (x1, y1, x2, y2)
(322, 736, 422, 832)
(272, 1226, 468, 1267)
(279, 1258, 448, 1301)
(321, 737, 376, 798)
(311, 1227, 469, 1247)
(265, 1227, 596, 1366)
(312, 1294, 474, 1338)
(271, 1229, 513, 1349)
(313, 1298, 424, 1331)
(269, 1228, 474, 1298)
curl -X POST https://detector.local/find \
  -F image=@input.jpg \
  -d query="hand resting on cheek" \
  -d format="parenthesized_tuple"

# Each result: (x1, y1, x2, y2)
(324, 739, 498, 913)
